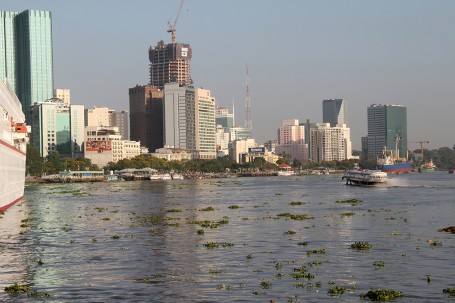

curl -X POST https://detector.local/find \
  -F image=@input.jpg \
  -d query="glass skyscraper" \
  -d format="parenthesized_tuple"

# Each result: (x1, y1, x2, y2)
(322, 99, 347, 127)
(367, 104, 407, 158)
(0, 10, 54, 120)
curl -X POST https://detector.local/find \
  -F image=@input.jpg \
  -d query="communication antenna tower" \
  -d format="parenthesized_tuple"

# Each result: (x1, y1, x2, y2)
(245, 64, 252, 131)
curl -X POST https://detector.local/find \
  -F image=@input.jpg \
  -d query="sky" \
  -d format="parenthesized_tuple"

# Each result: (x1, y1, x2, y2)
(4, 0, 455, 150)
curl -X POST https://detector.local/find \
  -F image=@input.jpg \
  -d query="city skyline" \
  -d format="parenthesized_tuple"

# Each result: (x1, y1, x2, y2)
(2, 1, 455, 150)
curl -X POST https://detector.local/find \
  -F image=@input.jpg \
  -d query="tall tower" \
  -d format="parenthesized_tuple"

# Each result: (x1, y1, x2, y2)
(244, 64, 252, 131)
(149, 40, 192, 88)
(16, 10, 54, 120)
(0, 10, 54, 120)
(367, 104, 407, 158)
(0, 11, 18, 91)
(322, 99, 347, 127)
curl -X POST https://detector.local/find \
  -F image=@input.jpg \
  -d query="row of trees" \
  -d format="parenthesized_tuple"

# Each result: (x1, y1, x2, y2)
(26, 145, 100, 177)
(26, 143, 455, 177)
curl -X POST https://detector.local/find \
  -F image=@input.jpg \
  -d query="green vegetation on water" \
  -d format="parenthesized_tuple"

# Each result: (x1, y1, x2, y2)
(360, 288, 403, 301)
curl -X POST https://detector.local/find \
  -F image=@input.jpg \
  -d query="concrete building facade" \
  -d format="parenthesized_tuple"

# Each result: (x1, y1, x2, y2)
(186, 87, 216, 159)
(310, 123, 352, 163)
(30, 100, 84, 158)
(275, 119, 308, 162)
(229, 138, 257, 163)
(129, 85, 164, 152)
(149, 41, 192, 88)
(54, 89, 70, 106)
(84, 126, 140, 168)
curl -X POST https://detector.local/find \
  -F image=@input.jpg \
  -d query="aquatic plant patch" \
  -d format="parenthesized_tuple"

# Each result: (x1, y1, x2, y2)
(438, 226, 455, 233)
(4, 283, 30, 294)
(335, 198, 363, 205)
(443, 288, 455, 297)
(328, 286, 347, 296)
(360, 288, 403, 301)
(350, 241, 372, 250)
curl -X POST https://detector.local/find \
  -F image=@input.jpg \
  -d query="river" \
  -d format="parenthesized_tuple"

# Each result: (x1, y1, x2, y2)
(1, 172, 454, 302)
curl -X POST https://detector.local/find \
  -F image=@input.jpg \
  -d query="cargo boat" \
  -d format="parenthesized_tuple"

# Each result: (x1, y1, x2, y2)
(0, 80, 29, 212)
(376, 135, 412, 173)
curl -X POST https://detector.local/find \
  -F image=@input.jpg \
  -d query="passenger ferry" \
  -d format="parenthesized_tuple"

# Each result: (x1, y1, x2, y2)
(342, 168, 388, 186)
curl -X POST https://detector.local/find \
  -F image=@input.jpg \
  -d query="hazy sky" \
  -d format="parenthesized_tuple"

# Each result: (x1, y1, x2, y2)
(4, 1, 455, 149)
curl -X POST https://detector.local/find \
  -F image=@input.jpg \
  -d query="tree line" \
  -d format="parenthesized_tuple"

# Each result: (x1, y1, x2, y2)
(26, 144, 455, 177)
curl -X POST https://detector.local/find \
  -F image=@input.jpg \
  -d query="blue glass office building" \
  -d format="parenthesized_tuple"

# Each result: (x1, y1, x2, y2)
(367, 104, 407, 158)
(0, 10, 54, 120)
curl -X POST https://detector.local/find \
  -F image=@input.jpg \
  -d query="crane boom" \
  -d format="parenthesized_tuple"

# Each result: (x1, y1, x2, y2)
(410, 141, 429, 159)
(167, 0, 185, 45)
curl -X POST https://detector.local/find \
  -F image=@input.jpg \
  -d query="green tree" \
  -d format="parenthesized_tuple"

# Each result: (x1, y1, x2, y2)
(26, 144, 46, 177)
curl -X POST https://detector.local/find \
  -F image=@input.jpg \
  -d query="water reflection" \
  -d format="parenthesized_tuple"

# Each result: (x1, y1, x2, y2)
(0, 174, 454, 302)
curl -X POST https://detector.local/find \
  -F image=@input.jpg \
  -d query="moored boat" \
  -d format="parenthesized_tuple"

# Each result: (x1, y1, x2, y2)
(41, 170, 105, 183)
(0, 80, 29, 212)
(418, 159, 436, 173)
(376, 136, 412, 173)
(342, 168, 388, 186)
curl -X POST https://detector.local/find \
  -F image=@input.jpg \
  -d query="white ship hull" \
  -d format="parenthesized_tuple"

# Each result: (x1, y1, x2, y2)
(0, 141, 26, 212)
(1, 79, 28, 212)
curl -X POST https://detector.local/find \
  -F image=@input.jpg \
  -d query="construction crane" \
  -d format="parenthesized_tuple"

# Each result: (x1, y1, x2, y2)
(410, 141, 429, 160)
(167, 0, 185, 46)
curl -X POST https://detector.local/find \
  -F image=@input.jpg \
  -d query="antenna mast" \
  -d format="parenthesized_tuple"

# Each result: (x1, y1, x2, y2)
(245, 64, 252, 131)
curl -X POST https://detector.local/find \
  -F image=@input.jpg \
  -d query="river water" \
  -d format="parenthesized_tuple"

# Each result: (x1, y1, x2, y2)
(1, 172, 454, 302)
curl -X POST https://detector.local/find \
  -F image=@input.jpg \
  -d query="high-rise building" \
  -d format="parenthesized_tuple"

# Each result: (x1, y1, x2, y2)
(367, 104, 407, 158)
(0, 11, 18, 92)
(85, 107, 129, 140)
(30, 100, 84, 158)
(310, 123, 352, 163)
(1, 10, 54, 121)
(109, 110, 129, 141)
(54, 89, 71, 106)
(129, 85, 164, 152)
(323, 99, 347, 127)
(149, 40, 192, 88)
(215, 107, 234, 128)
(163, 83, 187, 149)
(276, 119, 308, 162)
(300, 119, 316, 160)
(186, 87, 216, 159)
(163, 84, 216, 159)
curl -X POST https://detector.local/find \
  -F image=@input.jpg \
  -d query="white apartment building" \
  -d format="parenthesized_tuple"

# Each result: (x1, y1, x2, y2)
(164, 84, 216, 160)
(275, 119, 308, 162)
(310, 123, 352, 163)
(216, 125, 230, 157)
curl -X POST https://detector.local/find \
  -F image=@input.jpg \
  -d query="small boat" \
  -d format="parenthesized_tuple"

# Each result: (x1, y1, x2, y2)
(418, 159, 436, 173)
(149, 172, 184, 180)
(276, 170, 294, 176)
(342, 168, 388, 186)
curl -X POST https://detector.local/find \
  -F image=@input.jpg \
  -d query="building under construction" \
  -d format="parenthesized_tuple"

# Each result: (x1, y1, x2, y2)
(149, 40, 192, 88)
